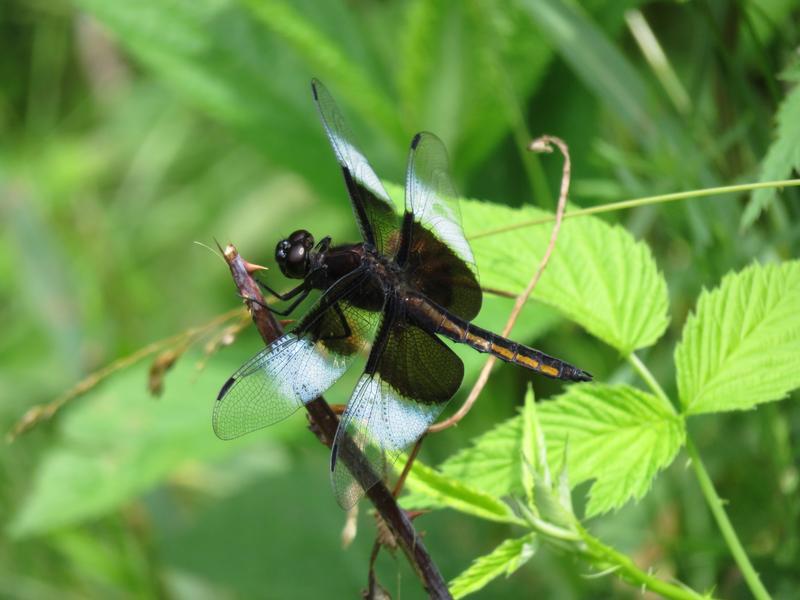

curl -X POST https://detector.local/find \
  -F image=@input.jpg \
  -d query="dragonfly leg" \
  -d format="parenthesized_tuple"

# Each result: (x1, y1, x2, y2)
(263, 289, 311, 316)
(256, 278, 308, 301)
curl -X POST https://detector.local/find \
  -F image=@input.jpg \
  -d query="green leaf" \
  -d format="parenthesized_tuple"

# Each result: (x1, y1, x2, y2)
(401, 459, 522, 525)
(9, 358, 292, 538)
(449, 533, 538, 599)
(420, 415, 524, 503)
(538, 384, 685, 517)
(522, 393, 578, 529)
(462, 199, 669, 354)
(406, 384, 682, 519)
(675, 261, 800, 415)
(742, 65, 800, 228)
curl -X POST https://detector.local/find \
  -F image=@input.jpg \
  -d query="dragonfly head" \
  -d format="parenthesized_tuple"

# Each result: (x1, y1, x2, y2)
(276, 229, 315, 279)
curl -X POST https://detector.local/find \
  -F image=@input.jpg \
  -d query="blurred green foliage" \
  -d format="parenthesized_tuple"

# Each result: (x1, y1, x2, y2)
(2, 0, 799, 598)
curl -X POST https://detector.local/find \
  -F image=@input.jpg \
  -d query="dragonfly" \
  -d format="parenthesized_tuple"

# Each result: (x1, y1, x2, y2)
(214, 79, 592, 509)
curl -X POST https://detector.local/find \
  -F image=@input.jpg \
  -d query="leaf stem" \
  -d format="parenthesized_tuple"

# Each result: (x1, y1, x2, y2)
(578, 526, 710, 600)
(626, 353, 772, 600)
(626, 352, 671, 405)
(685, 438, 772, 600)
(469, 178, 800, 239)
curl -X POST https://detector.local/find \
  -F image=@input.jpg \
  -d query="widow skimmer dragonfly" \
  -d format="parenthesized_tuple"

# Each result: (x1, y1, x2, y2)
(214, 79, 591, 509)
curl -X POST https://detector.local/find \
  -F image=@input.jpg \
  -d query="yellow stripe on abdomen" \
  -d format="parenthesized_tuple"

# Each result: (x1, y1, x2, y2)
(515, 354, 558, 376)
(465, 331, 491, 352)
(515, 354, 540, 370)
(491, 344, 515, 361)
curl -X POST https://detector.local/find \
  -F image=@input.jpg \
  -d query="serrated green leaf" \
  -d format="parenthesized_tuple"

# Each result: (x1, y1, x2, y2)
(423, 415, 525, 503)
(538, 384, 685, 517)
(401, 459, 522, 524)
(449, 533, 538, 599)
(407, 385, 681, 519)
(742, 66, 800, 228)
(675, 261, 800, 415)
(9, 359, 291, 538)
(463, 199, 669, 353)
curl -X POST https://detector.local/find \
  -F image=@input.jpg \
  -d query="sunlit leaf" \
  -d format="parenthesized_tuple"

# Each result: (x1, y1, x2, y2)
(538, 384, 684, 517)
(675, 261, 800, 415)
(742, 65, 800, 228)
(401, 459, 521, 524)
(421, 415, 524, 505)
(449, 533, 538, 599)
(462, 200, 669, 354)
(405, 385, 680, 519)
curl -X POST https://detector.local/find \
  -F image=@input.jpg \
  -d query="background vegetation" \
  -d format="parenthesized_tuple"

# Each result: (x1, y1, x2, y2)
(2, 0, 799, 598)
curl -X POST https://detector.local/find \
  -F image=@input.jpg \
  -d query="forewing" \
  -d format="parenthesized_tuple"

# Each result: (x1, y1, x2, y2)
(331, 311, 464, 508)
(214, 275, 381, 440)
(403, 132, 482, 320)
(311, 79, 399, 256)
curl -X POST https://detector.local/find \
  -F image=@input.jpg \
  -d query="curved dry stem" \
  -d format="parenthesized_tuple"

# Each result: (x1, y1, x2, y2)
(429, 135, 572, 433)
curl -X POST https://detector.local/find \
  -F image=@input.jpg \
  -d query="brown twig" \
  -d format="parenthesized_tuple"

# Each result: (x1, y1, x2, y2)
(221, 243, 451, 599)
(366, 538, 389, 599)
(393, 434, 426, 498)
(429, 135, 572, 433)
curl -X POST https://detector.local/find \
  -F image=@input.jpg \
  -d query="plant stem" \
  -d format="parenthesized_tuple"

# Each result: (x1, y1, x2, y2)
(578, 526, 710, 600)
(469, 178, 800, 239)
(626, 354, 772, 600)
(627, 352, 672, 408)
(685, 438, 772, 600)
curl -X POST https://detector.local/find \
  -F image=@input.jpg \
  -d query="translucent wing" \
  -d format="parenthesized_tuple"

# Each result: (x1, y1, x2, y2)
(330, 300, 464, 508)
(311, 79, 400, 256)
(401, 132, 482, 320)
(214, 270, 381, 440)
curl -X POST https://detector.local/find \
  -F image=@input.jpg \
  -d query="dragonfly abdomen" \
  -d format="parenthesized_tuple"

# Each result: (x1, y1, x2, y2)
(408, 293, 591, 382)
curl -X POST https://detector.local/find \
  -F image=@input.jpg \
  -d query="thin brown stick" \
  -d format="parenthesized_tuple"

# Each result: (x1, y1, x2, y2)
(429, 135, 572, 433)
(221, 243, 451, 600)
(392, 434, 426, 498)
(366, 538, 385, 598)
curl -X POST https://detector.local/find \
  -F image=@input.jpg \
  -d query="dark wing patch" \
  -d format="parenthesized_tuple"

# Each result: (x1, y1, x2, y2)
(404, 221, 482, 321)
(311, 79, 399, 256)
(330, 302, 463, 508)
(374, 319, 463, 405)
(214, 270, 381, 440)
(401, 131, 481, 320)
